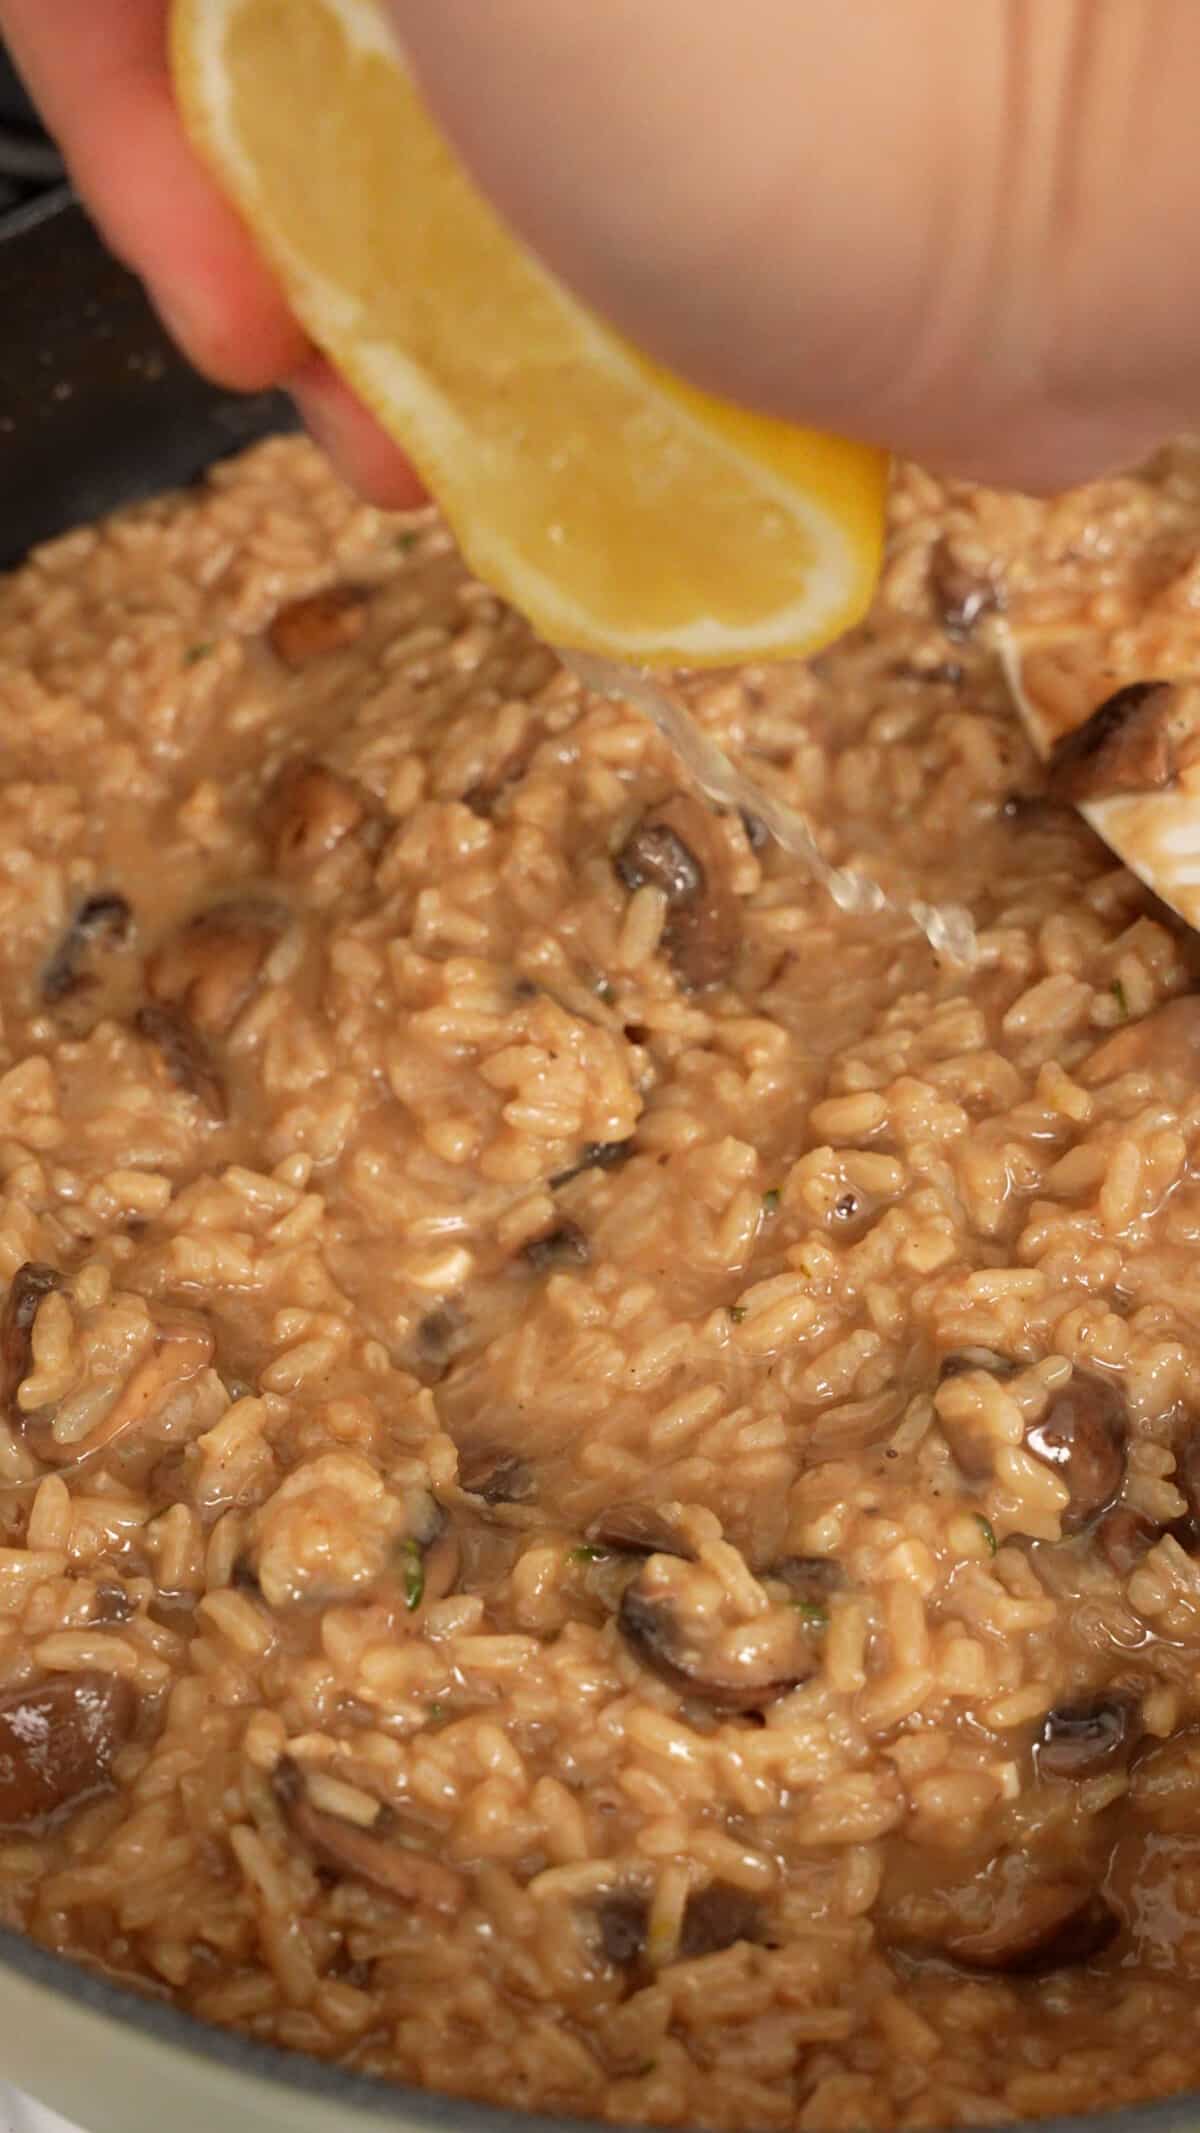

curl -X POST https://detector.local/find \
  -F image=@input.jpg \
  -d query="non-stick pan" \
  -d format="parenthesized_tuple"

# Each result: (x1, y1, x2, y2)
(1, 187, 1199, 2133)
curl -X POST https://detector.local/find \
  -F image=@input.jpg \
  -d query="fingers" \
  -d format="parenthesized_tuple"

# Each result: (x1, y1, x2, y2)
(288, 356, 428, 510)
(1, 0, 305, 390)
(387, 0, 1200, 491)
(0, 0, 426, 503)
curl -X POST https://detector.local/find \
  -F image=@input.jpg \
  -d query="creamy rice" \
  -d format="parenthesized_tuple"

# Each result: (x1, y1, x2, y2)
(1, 435, 1200, 2128)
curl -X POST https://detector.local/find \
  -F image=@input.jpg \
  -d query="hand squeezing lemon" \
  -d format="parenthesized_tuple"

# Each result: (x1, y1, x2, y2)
(170, 0, 886, 669)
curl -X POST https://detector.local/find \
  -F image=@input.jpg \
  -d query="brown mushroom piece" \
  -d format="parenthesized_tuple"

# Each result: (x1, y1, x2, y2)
(271, 1757, 464, 1915)
(767, 1556, 844, 1614)
(614, 794, 739, 990)
(594, 1890, 649, 1967)
(618, 1556, 818, 1712)
(134, 1003, 227, 1118)
(1025, 1371, 1127, 1533)
(678, 1882, 768, 1959)
(459, 1450, 535, 1507)
(0, 1262, 61, 1423)
(1047, 682, 1181, 804)
(942, 1885, 1119, 1977)
(585, 1503, 694, 1559)
(0, 1673, 137, 1830)
(264, 759, 373, 877)
(42, 891, 133, 1004)
(520, 1220, 590, 1273)
(592, 1880, 765, 1970)
(268, 585, 368, 668)
(550, 1138, 636, 1189)
(937, 1348, 1018, 1384)
(1036, 1695, 1138, 1779)
(146, 899, 287, 1039)
(1095, 1506, 1160, 1576)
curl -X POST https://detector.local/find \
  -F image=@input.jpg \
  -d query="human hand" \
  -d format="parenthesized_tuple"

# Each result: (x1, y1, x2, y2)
(387, 0, 1200, 494)
(0, 0, 424, 506)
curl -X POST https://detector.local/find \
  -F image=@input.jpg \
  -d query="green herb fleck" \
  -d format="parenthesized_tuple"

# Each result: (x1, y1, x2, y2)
(1111, 979, 1129, 1018)
(729, 1304, 747, 1325)
(569, 1544, 605, 1564)
(595, 977, 617, 1005)
(762, 1188, 781, 1214)
(974, 1513, 998, 1557)
(394, 530, 419, 553)
(427, 1703, 446, 1722)
(184, 641, 215, 665)
(789, 1598, 829, 1625)
(400, 1539, 425, 1610)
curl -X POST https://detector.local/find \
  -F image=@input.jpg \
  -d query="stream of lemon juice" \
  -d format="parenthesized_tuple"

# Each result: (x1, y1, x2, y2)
(562, 652, 978, 968)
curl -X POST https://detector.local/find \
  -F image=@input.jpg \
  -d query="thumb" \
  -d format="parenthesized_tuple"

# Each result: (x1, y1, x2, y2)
(387, 0, 1200, 492)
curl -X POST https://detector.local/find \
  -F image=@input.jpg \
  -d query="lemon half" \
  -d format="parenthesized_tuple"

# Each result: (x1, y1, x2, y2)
(171, 0, 888, 667)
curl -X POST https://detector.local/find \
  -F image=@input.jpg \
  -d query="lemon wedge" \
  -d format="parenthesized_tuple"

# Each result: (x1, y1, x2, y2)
(171, 0, 888, 668)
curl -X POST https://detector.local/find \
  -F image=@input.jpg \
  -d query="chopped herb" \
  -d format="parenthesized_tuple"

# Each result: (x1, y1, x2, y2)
(428, 1703, 446, 1722)
(974, 1513, 998, 1556)
(595, 977, 617, 1005)
(1111, 979, 1129, 1018)
(400, 1539, 425, 1610)
(789, 1598, 829, 1625)
(569, 1544, 605, 1564)
(184, 641, 215, 665)
(394, 530, 419, 552)
(729, 1304, 747, 1325)
(762, 1188, 781, 1214)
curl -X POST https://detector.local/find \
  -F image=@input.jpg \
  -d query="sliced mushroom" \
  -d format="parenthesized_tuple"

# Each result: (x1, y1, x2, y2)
(618, 1556, 818, 1712)
(942, 1885, 1119, 1976)
(1036, 1695, 1138, 1779)
(271, 1757, 464, 1915)
(268, 585, 368, 668)
(1083, 995, 1200, 1089)
(264, 759, 372, 877)
(134, 1003, 226, 1117)
(146, 899, 287, 1038)
(550, 1138, 637, 1190)
(679, 1882, 767, 1959)
(0, 1673, 136, 1830)
(1047, 682, 1181, 804)
(1, 1262, 61, 1423)
(594, 1890, 649, 1967)
(938, 1348, 1018, 1384)
(767, 1556, 844, 1613)
(520, 1221, 590, 1273)
(614, 794, 739, 990)
(585, 1503, 694, 1559)
(929, 542, 999, 642)
(1025, 1371, 1127, 1533)
(591, 1879, 765, 1970)
(458, 1448, 535, 1507)
(1095, 1506, 1160, 1576)
(42, 892, 133, 1004)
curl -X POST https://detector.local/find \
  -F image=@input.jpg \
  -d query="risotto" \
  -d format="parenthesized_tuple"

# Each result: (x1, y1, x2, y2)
(4, 435, 1200, 2130)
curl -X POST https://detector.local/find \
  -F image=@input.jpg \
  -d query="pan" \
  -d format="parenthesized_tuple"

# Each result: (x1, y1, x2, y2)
(0, 187, 1198, 2133)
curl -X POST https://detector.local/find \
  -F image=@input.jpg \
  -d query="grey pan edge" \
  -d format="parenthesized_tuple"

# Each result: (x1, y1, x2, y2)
(0, 185, 1196, 2133)
(0, 1921, 1198, 2133)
